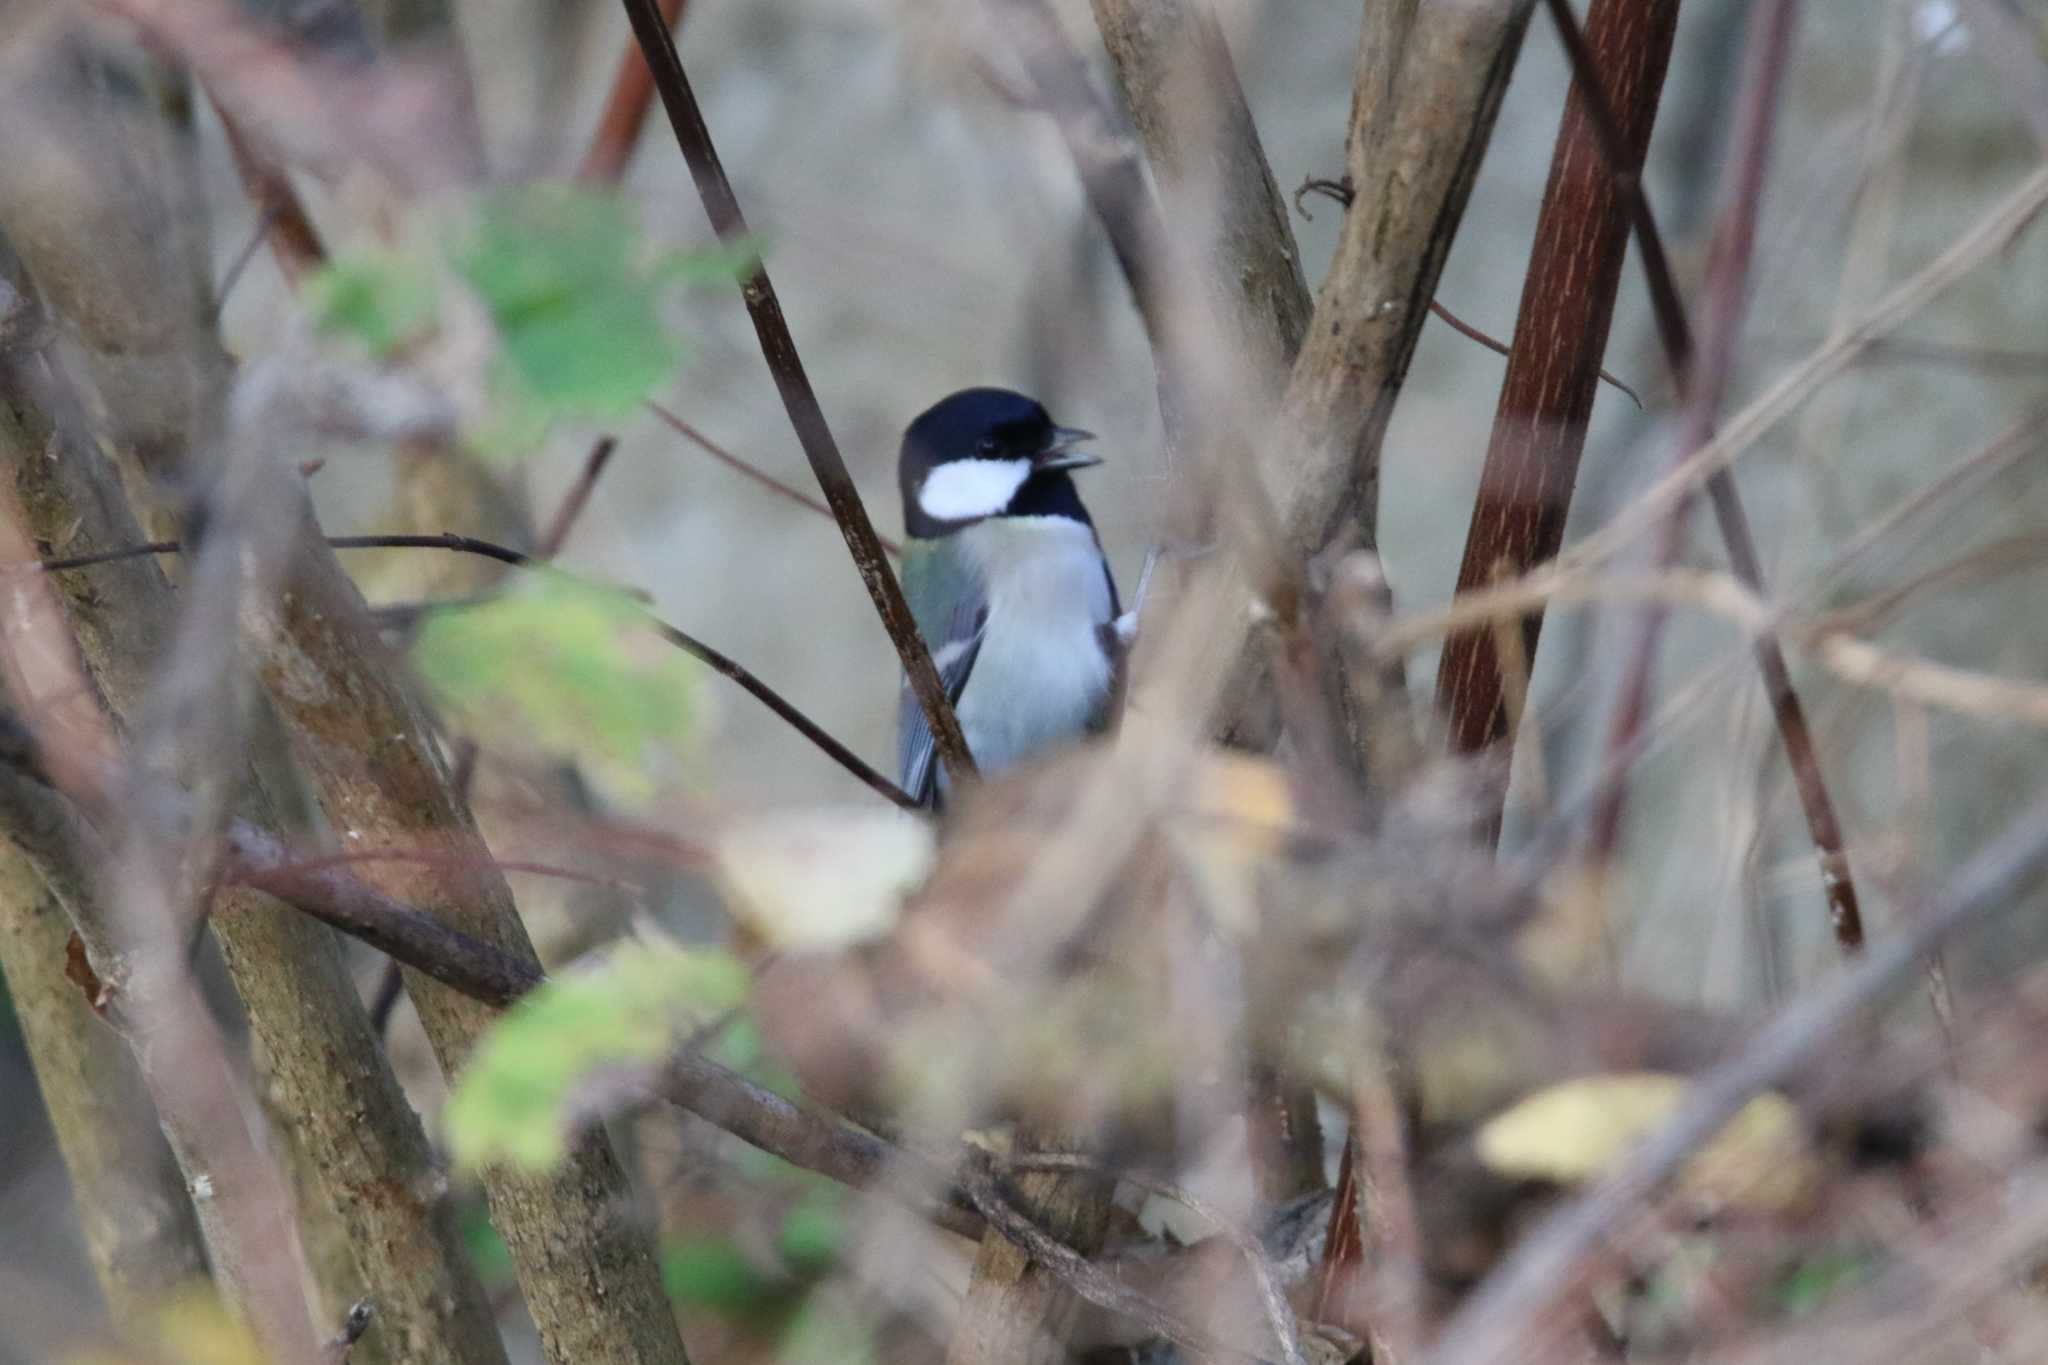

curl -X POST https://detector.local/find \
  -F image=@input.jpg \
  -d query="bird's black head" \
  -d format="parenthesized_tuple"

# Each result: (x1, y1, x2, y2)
(898, 387, 1101, 539)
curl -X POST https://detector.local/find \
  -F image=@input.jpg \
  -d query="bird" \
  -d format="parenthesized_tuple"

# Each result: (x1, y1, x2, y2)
(894, 387, 1121, 808)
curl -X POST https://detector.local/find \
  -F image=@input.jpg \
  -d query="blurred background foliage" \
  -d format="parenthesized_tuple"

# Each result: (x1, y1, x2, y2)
(5, 0, 2048, 1359)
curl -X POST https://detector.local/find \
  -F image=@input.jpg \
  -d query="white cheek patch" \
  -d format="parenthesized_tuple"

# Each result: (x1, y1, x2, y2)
(919, 459, 1031, 522)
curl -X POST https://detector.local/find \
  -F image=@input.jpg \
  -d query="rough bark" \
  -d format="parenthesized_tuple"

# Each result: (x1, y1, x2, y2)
(0, 87, 510, 1351)
(0, 834, 208, 1321)
(1088, 0, 1311, 398)
(1202, 0, 1536, 747)
(251, 535, 693, 1365)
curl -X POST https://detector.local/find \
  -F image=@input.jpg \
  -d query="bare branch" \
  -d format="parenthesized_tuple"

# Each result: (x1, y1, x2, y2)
(536, 436, 619, 559)
(619, 0, 977, 785)
(1004, 1152, 1307, 1365)
(1528, 0, 1869, 951)
(1088, 0, 1311, 396)
(954, 1156, 1272, 1363)
(1433, 0, 1682, 787)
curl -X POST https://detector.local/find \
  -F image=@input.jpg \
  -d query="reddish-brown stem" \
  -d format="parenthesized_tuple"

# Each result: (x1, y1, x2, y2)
(617, 0, 976, 785)
(216, 109, 327, 283)
(1434, 0, 1683, 776)
(578, 0, 689, 184)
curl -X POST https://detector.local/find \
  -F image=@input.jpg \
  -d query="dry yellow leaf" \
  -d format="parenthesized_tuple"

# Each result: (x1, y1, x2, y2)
(1475, 1071, 1818, 1214)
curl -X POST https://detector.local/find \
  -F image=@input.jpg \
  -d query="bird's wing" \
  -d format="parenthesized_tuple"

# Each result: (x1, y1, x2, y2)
(896, 541, 988, 807)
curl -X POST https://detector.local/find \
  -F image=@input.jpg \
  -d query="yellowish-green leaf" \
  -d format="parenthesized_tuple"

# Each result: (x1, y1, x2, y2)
(710, 807, 935, 951)
(445, 941, 750, 1171)
(1474, 1071, 1818, 1213)
(412, 569, 696, 803)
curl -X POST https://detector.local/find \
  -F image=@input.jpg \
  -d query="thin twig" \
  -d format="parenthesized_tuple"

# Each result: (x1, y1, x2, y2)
(1291, 174, 1641, 406)
(36, 533, 915, 807)
(215, 201, 283, 316)
(216, 107, 327, 285)
(618, 0, 976, 784)
(537, 436, 619, 558)
(659, 1049, 984, 1238)
(1579, 0, 1862, 942)
(955, 1157, 1274, 1363)
(1003, 1151, 1307, 1365)
(1430, 301, 1643, 409)
(645, 400, 900, 556)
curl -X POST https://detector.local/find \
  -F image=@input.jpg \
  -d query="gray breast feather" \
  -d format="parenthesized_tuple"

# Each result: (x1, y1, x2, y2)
(896, 517, 1116, 807)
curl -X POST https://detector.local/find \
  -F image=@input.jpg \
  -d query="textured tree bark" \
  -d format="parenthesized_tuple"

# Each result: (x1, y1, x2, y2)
(1088, 0, 1311, 397)
(0, 836, 208, 1322)
(1432, 0, 1685, 771)
(250, 538, 694, 1365)
(0, 38, 510, 1348)
(0, 352, 513, 1365)
(1197, 0, 1534, 753)
(4, 17, 683, 1358)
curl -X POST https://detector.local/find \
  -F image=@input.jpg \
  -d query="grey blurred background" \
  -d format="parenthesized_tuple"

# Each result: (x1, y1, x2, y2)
(6, 0, 2048, 1355)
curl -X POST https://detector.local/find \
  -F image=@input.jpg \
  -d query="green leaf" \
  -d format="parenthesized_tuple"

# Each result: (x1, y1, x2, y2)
(304, 250, 438, 355)
(661, 1238, 789, 1314)
(1772, 1246, 1878, 1316)
(412, 569, 698, 801)
(458, 1198, 515, 1289)
(444, 941, 751, 1172)
(776, 1195, 844, 1274)
(778, 1301, 878, 1365)
(452, 185, 746, 459)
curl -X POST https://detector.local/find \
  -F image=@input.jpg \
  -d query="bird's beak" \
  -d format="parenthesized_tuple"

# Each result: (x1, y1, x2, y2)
(1034, 426, 1102, 472)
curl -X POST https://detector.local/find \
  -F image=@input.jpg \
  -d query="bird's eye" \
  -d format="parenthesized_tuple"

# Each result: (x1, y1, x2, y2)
(975, 436, 1001, 456)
